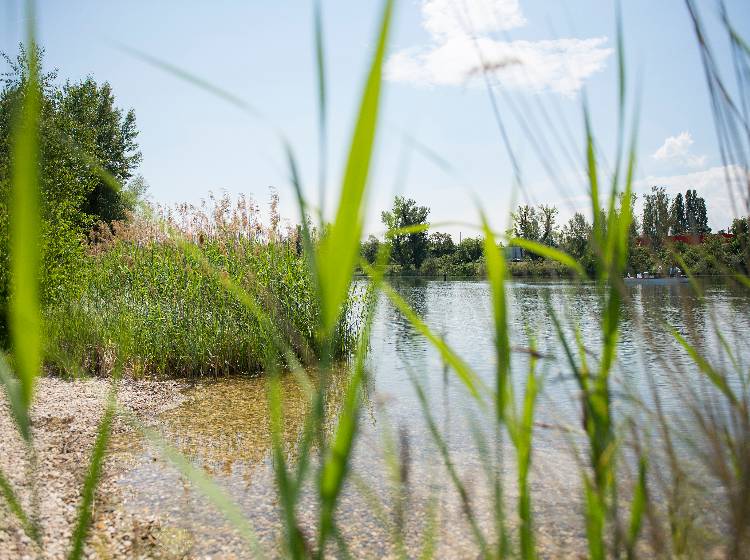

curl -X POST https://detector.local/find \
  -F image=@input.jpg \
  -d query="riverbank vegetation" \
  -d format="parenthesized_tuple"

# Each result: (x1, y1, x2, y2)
(364, 191, 749, 278)
(44, 195, 360, 378)
(0, 48, 357, 380)
(1, 0, 749, 559)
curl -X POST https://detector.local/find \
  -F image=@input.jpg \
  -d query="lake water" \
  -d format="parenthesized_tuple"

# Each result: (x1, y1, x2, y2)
(109, 279, 750, 557)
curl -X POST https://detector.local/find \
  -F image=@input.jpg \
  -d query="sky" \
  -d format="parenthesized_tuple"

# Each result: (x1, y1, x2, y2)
(2, 0, 749, 238)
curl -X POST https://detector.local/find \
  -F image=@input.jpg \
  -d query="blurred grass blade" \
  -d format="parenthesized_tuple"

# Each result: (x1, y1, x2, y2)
(314, 0, 328, 221)
(318, 268, 378, 553)
(268, 372, 308, 558)
(671, 328, 739, 407)
(626, 456, 648, 560)
(68, 389, 116, 560)
(0, 466, 38, 544)
(316, 0, 393, 336)
(135, 420, 266, 558)
(515, 349, 539, 560)
(369, 266, 486, 401)
(118, 44, 263, 119)
(10, 20, 42, 412)
(482, 214, 511, 422)
(0, 353, 32, 442)
(734, 273, 750, 290)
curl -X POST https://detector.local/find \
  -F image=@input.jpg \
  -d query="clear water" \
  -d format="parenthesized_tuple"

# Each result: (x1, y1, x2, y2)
(109, 279, 750, 557)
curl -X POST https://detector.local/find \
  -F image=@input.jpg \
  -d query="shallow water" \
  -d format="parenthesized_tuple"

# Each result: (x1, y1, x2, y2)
(110, 278, 750, 557)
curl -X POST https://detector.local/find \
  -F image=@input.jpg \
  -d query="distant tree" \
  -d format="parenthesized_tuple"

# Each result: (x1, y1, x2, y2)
(539, 204, 558, 246)
(560, 212, 592, 259)
(684, 188, 710, 235)
(381, 196, 430, 269)
(456, 237, 483, 262)
(694, 195, 710, 234)
(428, 231, 455, 258)
(642, 186, 671, 247)
(361, 235, 380, 264)
(670, 192, 688, 235)
(511, 205, 541, 242)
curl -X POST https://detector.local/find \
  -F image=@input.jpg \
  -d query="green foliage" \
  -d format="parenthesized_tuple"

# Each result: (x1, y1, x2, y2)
(670, 192, 687, 235)
(427, 231, 454, 258)
(511, 204, 541, 243)
(44, 225, 358, 378)
(0, 45, 145, 344)
(381, 196, 430, 270)
(642, 186, 670, 248)
(360, 234, 380, 264)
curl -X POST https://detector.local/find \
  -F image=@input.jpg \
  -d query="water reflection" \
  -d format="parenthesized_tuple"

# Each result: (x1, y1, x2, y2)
(110, 278, 750, 557)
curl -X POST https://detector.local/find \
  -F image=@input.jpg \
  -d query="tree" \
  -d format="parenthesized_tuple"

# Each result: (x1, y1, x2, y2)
(512, 205, 540, 242)
(428, 231, 455, 258)
(456, 237, 483, 262)
(381, 196, 430, 269)
(1, 45, 142, 225)
(642, 186, 671, 247)
(694, 195, 710, 234)
(0, 45, 143, 341)
(539, 204, 558, 246)
(684, 188, 710, 235)
(560, 213, 592, 259)
(361, 235, 380, 264)
(670, 192, 688, 235)
(57, 77, 142, 222)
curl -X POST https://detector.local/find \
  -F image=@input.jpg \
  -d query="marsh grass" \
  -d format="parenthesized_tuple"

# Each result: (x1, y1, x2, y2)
(0, 0, 749, 558)
(42, 194, 362, 379)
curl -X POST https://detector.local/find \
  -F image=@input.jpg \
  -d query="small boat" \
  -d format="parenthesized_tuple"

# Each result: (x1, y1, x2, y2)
(623, 276, 689, 286)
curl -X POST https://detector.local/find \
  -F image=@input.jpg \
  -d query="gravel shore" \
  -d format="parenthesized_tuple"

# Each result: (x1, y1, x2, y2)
(0, 377, 187, 559)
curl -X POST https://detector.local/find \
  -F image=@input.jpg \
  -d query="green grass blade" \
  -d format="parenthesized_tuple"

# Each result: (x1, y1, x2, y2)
(136, 421, 266, 558)
(268, 372, 308, 558)
(10, 25, 42, 412)
(0, 466, 38, 544)
(734, 273, 750, 290)
(671, 328, 739, 407)
(516, 350, 539, 560)
(584, 104, 602, 259)
(68, 389, 116, 560)
(314, 0, 328, 221)
(317, 273, 378, 554)
(626, 456, 648, 560)
(481, 214, 511, 420)
(368, 265, 486, 401)
(0, 353, 32, 442)
(584, 476, 606, 560)
(316, 0, 394, 336)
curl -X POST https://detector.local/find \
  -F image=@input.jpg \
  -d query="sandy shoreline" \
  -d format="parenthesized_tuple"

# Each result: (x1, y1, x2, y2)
(0, 376, 188, 559)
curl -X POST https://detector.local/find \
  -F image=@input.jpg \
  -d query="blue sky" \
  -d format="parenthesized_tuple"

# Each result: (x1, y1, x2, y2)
(2, 0, 749, 236)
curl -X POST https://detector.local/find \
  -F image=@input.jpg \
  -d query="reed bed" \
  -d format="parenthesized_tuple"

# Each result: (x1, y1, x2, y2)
(43, 193, 361, 378)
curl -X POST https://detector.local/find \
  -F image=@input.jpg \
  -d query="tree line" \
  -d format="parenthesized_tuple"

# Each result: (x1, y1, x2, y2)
(364, 191, 749, 277)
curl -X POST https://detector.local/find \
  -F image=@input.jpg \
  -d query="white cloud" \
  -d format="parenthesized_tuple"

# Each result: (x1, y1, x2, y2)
(636, 165, 749, 228)
(387, 0, 612, 95)
(652, 131, 707, 168)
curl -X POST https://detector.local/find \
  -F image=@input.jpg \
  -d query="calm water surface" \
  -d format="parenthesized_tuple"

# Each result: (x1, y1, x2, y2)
(110, 279, 750, 557)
